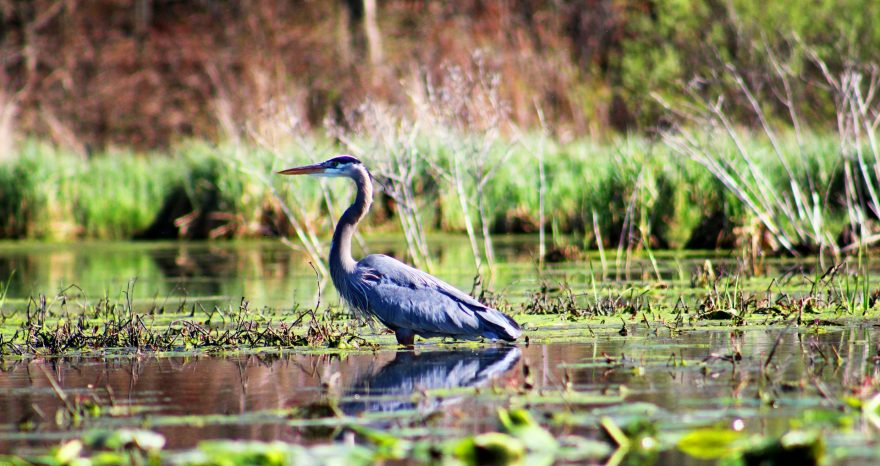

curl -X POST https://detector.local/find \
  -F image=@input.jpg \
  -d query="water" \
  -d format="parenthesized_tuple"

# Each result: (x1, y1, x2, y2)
(0, 236, 836, 311)
(0, 327, 875, 464)
(0, 237, 875, 463)
(0, 237, 534, 310)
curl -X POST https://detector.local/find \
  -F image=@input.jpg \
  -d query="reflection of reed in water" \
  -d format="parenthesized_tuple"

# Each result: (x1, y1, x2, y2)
(339, 346, 520, 416)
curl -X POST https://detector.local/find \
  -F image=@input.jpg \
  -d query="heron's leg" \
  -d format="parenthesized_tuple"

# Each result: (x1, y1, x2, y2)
(395, 330, 415, 348)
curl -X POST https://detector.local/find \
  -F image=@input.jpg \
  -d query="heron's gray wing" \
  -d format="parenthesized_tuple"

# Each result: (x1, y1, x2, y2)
(355, 254, 521, 340)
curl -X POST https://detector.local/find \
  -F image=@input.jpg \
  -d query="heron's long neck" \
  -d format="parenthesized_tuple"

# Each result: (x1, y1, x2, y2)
(330, 168, 372, 275)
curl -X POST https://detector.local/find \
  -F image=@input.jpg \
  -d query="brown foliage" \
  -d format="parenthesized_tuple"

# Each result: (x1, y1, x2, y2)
(0, 0, 632, 149)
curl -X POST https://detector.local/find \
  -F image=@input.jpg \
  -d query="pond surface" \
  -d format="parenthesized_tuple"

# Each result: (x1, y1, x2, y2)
(0, 236, 840, 311)
(0, 237, 877, 464)
(1, 326, 877, 464)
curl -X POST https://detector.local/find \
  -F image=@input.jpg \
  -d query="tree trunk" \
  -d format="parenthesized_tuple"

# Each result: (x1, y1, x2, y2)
(362, 0, 383, 67)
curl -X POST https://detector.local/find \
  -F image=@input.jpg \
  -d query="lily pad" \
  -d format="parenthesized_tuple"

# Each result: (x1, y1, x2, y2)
(677, 428, 743, 459)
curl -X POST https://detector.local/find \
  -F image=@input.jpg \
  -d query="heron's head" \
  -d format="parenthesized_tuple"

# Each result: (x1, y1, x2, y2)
(277, 155, 364, 178)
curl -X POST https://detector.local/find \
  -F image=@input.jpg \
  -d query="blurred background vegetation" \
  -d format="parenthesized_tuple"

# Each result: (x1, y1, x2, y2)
(2, 0, 878, 148)
(0, 0, 879, 257)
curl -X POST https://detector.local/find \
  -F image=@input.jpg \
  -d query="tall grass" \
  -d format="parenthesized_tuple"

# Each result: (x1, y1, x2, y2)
(659, 43, 880, 258)
(0, 133, 854, 260)
(0, 140, 177, 240)
(74, 150, 180, 238)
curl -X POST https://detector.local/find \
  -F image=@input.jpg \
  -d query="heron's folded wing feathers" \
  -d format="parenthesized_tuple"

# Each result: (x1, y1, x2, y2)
(356, 255, 521, 340)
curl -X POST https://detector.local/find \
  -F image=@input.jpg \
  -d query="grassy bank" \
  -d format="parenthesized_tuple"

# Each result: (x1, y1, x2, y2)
(0, 133, 859, 253)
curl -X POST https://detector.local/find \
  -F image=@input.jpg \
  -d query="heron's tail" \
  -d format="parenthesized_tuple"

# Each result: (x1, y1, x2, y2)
(476, 308, 522, 341)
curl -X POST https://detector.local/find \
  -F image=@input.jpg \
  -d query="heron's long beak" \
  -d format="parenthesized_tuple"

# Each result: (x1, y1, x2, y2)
(277, 163, 324, 176)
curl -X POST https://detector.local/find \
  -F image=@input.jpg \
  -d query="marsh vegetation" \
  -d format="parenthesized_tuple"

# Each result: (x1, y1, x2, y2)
(0, 240, 878, 465)
(4, 2, 880, 465)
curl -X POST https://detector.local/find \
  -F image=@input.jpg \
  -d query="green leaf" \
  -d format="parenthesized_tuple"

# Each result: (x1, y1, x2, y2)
(557, 436, 613, 461)
(600, 417, 629, 448)
(740, 430, 824, 466)
(677, 428, 743, 460)
(454, 432, 525, 466)
(54, 440, 83, 463)
(497, 409, 558, 453)
(84, 429, 165, 451)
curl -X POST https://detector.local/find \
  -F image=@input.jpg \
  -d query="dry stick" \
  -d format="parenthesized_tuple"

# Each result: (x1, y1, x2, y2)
(39, 365, 75, 415)
(534, 101, 548, 267)
(393, 199, 427, 270)
(849, 113, 879, 229)
(663, 130, 757, 228)
(345, 111, 431, 270)
(665, 129, 794, 252)
(397, 192, 426, 268)
(678, 92, 782, 228)
(711, 102, 800, 238)
(451, 154, 483, 272)
(592, 210, 608, 279)
(405, 182, 433, 271)
(263, 177, 327, 277)
(765, 52, 840, 253)
(811, 53, 872, 242)
(764, 319, 796, 371)
(856, 77, 880, 211)
(836, 96, 864, 239)
(730, 65, 814, 239)
(615, 182, 639, 282)
(400, 127, 433, 270)
(398, 156, 430, 268)
(419, 64, 505, 275)
(696, 90, 780, 217)
(309, 261, 322, 317)
(385, 164, 429, 270)
(452, 68, 500, 272)
(377, 116, 423, 267)
(849, 78, 880, 219)
(475, 149, 495, 271)
(766, 44, 805, 147)
(476, 174, 495, 271)
(239, 129, 328, 270)
(475, 135, 516, 273)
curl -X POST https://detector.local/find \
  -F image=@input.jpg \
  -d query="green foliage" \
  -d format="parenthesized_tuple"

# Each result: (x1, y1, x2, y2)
(71, 150, 179, 238)
(83, 429, 166, 451)
(617, 0, 880, 128)
(677, 428, 744, 459)
(736, 430, 824, 466)
(453, 433, 526, 466)
(0, 140, 176, 239)
(0, 132, 856, 253)
(180, 441, 310, 466)
(497, 408, 558, 452)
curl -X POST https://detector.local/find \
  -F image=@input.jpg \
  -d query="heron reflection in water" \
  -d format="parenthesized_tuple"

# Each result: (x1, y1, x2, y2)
(339, 346, 520, 416)
(278, 156, 522, 346)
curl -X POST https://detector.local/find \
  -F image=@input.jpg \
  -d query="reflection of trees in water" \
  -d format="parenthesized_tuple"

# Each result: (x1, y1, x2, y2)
(0, 239, 858, 310)
(147, 244, 236, 296)
(339, 346, 521, 416)
(147, 244, 300, 301)
(0, 250, 38, 297)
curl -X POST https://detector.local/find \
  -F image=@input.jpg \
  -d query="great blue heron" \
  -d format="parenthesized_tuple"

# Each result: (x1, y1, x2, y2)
(278, 155, 522, 346)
